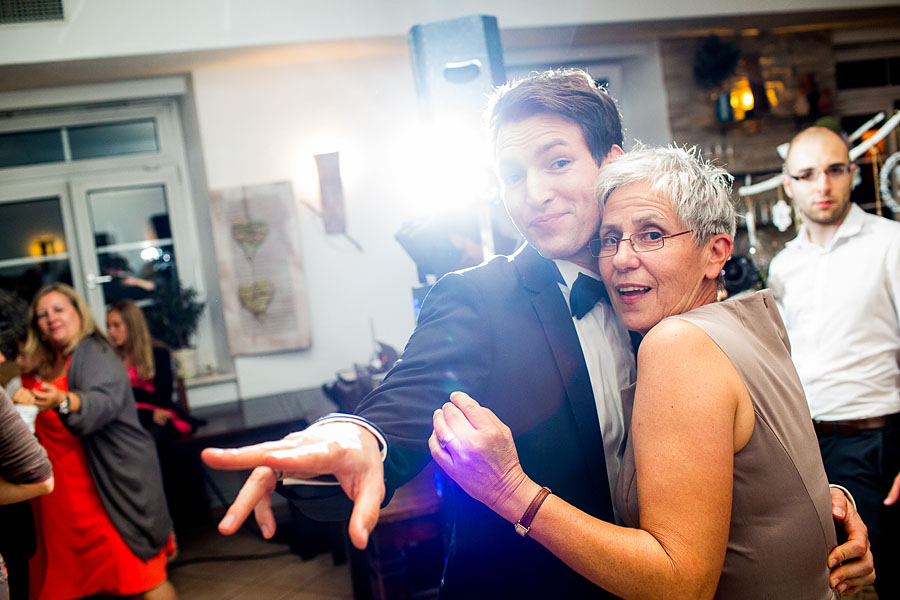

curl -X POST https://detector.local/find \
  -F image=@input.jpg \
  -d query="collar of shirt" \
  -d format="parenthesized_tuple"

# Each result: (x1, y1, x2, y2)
(770, 206, 900, 419)
(789, 203, 866, 251)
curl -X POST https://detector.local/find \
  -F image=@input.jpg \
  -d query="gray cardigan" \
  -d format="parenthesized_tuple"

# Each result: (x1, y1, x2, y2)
(59, 335, 172, 561)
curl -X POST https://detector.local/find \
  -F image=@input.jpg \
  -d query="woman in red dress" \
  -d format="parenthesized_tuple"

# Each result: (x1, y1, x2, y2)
(25, 283, 177, 600)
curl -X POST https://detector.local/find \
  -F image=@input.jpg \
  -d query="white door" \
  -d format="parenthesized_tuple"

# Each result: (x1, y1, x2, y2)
(68, 167, 191, 325)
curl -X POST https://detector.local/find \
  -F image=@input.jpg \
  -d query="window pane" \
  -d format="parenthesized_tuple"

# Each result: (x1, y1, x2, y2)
(98, 243, 178, 306)
(890, 57, 900, 86)
(0, 129, 65, 168)
(87, 184, 178, 308)
(836, 59, 890, 90)
(88, 184, 169, 247)
(68, 119, 159, 160)
(0, 197, 71, 301)
(0, 259, 72, 303)
(0, 197, 67, 260)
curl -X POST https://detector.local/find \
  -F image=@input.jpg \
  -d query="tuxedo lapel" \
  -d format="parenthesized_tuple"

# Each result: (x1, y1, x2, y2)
(513, 245, 614, 513)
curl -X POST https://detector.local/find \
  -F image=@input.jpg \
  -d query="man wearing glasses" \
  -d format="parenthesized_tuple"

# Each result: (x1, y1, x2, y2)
(769, 125, 900, 599)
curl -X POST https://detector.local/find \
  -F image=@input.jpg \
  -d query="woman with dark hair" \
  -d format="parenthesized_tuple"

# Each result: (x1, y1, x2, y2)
(106, 299, 195, 439)
(25, 283, 177, 600)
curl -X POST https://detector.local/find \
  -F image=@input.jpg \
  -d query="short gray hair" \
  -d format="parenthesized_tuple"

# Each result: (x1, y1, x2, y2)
(595, 144, 736, 243)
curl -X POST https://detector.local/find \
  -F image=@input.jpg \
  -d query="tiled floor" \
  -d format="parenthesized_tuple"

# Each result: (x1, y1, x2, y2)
(168, 522, 353, 600)
(157, 520, 884, 600)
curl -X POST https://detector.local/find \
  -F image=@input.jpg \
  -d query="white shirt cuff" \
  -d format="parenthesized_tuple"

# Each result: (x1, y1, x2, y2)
(282, 413, 388, 486)
(829, 483, 858, 512)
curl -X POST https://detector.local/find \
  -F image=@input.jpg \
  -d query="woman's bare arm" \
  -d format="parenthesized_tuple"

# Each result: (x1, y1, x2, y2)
(431, 319, 746, 599)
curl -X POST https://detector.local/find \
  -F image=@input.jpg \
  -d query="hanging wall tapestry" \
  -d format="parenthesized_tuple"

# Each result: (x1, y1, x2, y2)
(210, 181, 312, 355)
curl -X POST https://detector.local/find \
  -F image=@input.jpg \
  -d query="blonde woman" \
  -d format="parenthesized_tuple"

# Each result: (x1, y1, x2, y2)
(26, 283, 177, 600)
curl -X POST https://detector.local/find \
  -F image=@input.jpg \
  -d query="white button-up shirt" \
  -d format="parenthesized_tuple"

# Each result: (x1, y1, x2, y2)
(768, 204, 900, 421)
(554, 260, 636, 505)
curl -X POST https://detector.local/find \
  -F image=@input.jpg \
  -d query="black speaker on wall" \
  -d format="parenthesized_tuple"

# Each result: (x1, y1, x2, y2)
(408, 15, 506, 119)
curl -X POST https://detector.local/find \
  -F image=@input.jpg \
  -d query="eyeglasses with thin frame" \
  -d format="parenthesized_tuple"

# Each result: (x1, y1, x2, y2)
(590, 230, 692, 258)
(786, 163, 852, 183)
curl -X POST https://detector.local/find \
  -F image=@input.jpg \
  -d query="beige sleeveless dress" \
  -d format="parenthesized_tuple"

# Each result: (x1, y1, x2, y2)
(615, 290, 839, 599)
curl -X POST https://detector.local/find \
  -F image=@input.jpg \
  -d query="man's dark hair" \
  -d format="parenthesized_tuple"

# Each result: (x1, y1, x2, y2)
(486, 68, 624, 166)
(0, 289, 29, 361)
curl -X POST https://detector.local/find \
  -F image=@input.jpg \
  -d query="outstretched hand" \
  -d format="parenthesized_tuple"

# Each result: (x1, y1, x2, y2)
(828, 487, 875, 595)
(201, 422, 385, 549)
(429, 391, 529, 521)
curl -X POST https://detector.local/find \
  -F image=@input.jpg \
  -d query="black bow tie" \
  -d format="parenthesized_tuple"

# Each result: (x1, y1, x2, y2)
(569, 272, 609, 319)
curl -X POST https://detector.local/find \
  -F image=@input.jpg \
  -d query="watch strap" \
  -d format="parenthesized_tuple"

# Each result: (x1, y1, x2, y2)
(515, 486, 552, 537)
(58, 394, 71, 415)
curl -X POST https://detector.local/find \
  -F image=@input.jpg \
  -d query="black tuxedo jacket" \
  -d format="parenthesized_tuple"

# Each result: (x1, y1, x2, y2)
(296, 245, 619, 599)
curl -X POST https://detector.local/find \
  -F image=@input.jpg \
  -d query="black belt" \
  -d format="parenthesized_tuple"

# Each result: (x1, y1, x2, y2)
(813, 413, 900, 437)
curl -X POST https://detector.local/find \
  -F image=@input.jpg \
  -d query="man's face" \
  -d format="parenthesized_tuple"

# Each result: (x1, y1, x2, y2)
(495, 114, 619, 272)
(783, 129, 855, 227)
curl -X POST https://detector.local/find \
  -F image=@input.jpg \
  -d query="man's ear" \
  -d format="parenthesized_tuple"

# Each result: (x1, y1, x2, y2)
(600, 144, 625, 166)
(705, 234, 734, 281)
(781, 173, 794, 200)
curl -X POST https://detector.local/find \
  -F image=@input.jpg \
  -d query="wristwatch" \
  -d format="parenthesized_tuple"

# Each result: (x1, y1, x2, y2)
(58, 394, 71, 415)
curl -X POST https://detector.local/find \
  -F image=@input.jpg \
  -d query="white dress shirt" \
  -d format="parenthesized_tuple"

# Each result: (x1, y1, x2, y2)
(768, 204, 900, 421)
(554, 260, 637, 507)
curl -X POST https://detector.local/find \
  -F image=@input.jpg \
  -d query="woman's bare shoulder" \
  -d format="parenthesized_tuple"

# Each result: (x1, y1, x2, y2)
(638, 317, 714, 362)
(636, 315, 743, 408)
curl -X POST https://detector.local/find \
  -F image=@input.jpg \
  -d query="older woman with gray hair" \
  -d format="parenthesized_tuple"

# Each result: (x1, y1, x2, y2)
(429, 145, 869, 598)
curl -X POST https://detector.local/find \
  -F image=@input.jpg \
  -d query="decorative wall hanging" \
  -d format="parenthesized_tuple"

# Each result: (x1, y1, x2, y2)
(210, 181, 312, 355)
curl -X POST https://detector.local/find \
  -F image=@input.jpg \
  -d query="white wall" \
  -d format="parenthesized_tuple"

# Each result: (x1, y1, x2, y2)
(191, 54, 424, 399)
(618, 41, 673, 148)
(1, 0, 897, 66)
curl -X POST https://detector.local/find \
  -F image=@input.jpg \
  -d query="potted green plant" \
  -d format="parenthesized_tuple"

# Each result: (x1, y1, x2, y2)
(145, 279, 206, 378)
